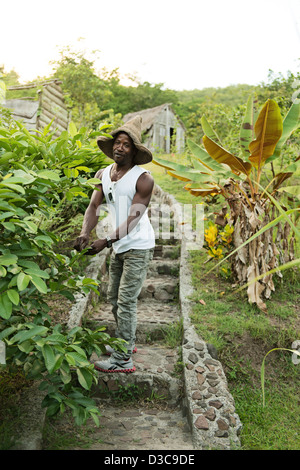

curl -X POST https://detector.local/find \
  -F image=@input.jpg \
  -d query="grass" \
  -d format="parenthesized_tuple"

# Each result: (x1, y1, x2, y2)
(148, 152, 300, 450)
(188, 251, 300, 450)
(161, 319, 184, 349)
(144, 157, 201, 207)
(42, 410, 100, 450)
(232, 382, 300, 450)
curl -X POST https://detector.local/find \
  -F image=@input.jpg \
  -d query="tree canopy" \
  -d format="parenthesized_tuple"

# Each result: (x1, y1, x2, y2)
(2, 50, 299, 147)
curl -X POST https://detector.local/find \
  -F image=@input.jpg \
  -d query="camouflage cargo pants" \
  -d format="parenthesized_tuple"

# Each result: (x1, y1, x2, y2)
(107, 248, 154, 359)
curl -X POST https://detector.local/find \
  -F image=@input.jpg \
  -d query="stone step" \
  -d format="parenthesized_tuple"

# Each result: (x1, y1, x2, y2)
(80, 404, 193, 450)
(90, 343, 181, 406)
(139, 277, 178, 302)
(73, 340, 195, 451)
(155, 232, 181, 245)
(147, 258, 179, 278)
(80, 221, 202, 451)
(149, 215, 176, 225)
(99, 273, 179, 302)
(148, 204, 175, 218)
(153, 244, 180, 259)
(89, 299, 181, 342)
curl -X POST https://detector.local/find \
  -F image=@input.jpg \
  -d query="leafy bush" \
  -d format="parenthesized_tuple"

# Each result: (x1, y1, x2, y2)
(0, 116, 124, 425)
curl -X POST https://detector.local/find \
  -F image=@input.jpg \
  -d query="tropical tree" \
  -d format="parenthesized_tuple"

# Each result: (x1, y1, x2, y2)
(50, 47, 112, 128)
(153, 96, 300, 311)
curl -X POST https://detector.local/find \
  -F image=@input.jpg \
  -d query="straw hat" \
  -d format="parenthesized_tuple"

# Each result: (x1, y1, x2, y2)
(97, 115, 152, 165)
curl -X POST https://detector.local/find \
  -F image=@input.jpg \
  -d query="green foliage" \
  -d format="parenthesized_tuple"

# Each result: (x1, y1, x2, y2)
(50, 47, 111, 128)
(3, 51, 300, 153)
(48, 47, 179, 130)
(0, 323, 125, 426)
(108, 80, 179, 117)
(3, 53, 300, 143)
(0, 115, 121, 425)
(0, 119, 108, 314)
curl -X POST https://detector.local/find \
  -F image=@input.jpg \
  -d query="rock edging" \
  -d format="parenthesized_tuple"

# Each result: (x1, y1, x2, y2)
(154, 184, 242, 450)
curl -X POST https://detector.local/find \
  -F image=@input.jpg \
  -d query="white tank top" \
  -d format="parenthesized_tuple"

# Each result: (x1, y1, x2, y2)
(101, 164, 155, 254)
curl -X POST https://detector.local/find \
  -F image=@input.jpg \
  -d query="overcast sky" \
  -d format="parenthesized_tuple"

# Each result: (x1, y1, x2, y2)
(1, 0, 300, 90)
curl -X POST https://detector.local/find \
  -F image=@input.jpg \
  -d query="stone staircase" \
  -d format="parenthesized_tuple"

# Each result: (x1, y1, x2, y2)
(79, 186, 242, 451)
(86, 196, 191, 450)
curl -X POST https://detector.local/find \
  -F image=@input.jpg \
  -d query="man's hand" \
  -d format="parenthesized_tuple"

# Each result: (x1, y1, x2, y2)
(74, 234, 89, 252)
(85, 238, 107, 255)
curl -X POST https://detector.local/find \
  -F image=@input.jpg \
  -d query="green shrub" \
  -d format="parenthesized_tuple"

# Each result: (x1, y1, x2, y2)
(0, 116, 124, 425)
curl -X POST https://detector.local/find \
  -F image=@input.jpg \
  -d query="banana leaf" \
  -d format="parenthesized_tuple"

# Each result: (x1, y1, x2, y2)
(187, 139, 225, 172)
(190, 156, 214, 174)
(154, 150, 215, 176)
(166, 170, 191, 182)
(190, 156, 233, 181)
(152, 156, 192, 173)
(277, 156, 300, 178)
(240, 94, 258, 157)
(188, 188, 220, 196)
(277, 185, 300, 199)
(166, 169, 201, 182)
(200, 115, 222, 145)
(152, 155, 208, 184)
(203, 135, 252, 176)
(167, 166, 224, 185)
(153, 152, 229, 193)
(249, 99, 283, 170)
(269, 101, 300, 162)
(184, 182, 220, 197)
(272, 172, 294, 191)
(271, 156, 300, 190)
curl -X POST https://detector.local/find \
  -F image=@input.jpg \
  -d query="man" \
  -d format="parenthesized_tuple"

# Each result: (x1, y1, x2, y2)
(74, 116, 155, 373)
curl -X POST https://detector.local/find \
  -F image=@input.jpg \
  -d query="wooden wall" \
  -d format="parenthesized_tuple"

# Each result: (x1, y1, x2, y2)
(37, 81, 69, 137)
(152, 106, 185, 153)
(6, 80, 70, 138)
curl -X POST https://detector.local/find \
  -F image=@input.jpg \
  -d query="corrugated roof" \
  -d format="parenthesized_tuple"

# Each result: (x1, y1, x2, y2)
(123, 103, 186, 132)
(3, 99, 39, 128)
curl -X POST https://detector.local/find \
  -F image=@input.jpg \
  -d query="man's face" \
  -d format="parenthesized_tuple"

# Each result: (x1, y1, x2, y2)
(113, 132, 137, 166)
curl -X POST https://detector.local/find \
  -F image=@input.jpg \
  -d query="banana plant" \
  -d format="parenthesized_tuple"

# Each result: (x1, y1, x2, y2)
(153, 97, 300, 311)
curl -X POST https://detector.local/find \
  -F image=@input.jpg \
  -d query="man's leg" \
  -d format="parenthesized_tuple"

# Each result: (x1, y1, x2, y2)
(94, 248, 153, 372)
(105, 250, 136, 355)
(106, 250, 123, 335)
(114, 248, 153, 358)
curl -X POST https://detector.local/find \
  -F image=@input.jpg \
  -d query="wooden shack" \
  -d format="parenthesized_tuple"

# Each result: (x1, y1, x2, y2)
(3, 79, 69, 137)
(123, 103, 186, 154)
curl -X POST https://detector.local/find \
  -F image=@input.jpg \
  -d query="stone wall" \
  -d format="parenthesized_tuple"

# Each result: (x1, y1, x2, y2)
(153, 185, 242, 450)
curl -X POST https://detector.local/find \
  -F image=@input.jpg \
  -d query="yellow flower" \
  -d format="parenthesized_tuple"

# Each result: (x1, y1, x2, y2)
(209, 247, 224, 259)
(204, 224, 218, 247)
(220, 224, 234, 245)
